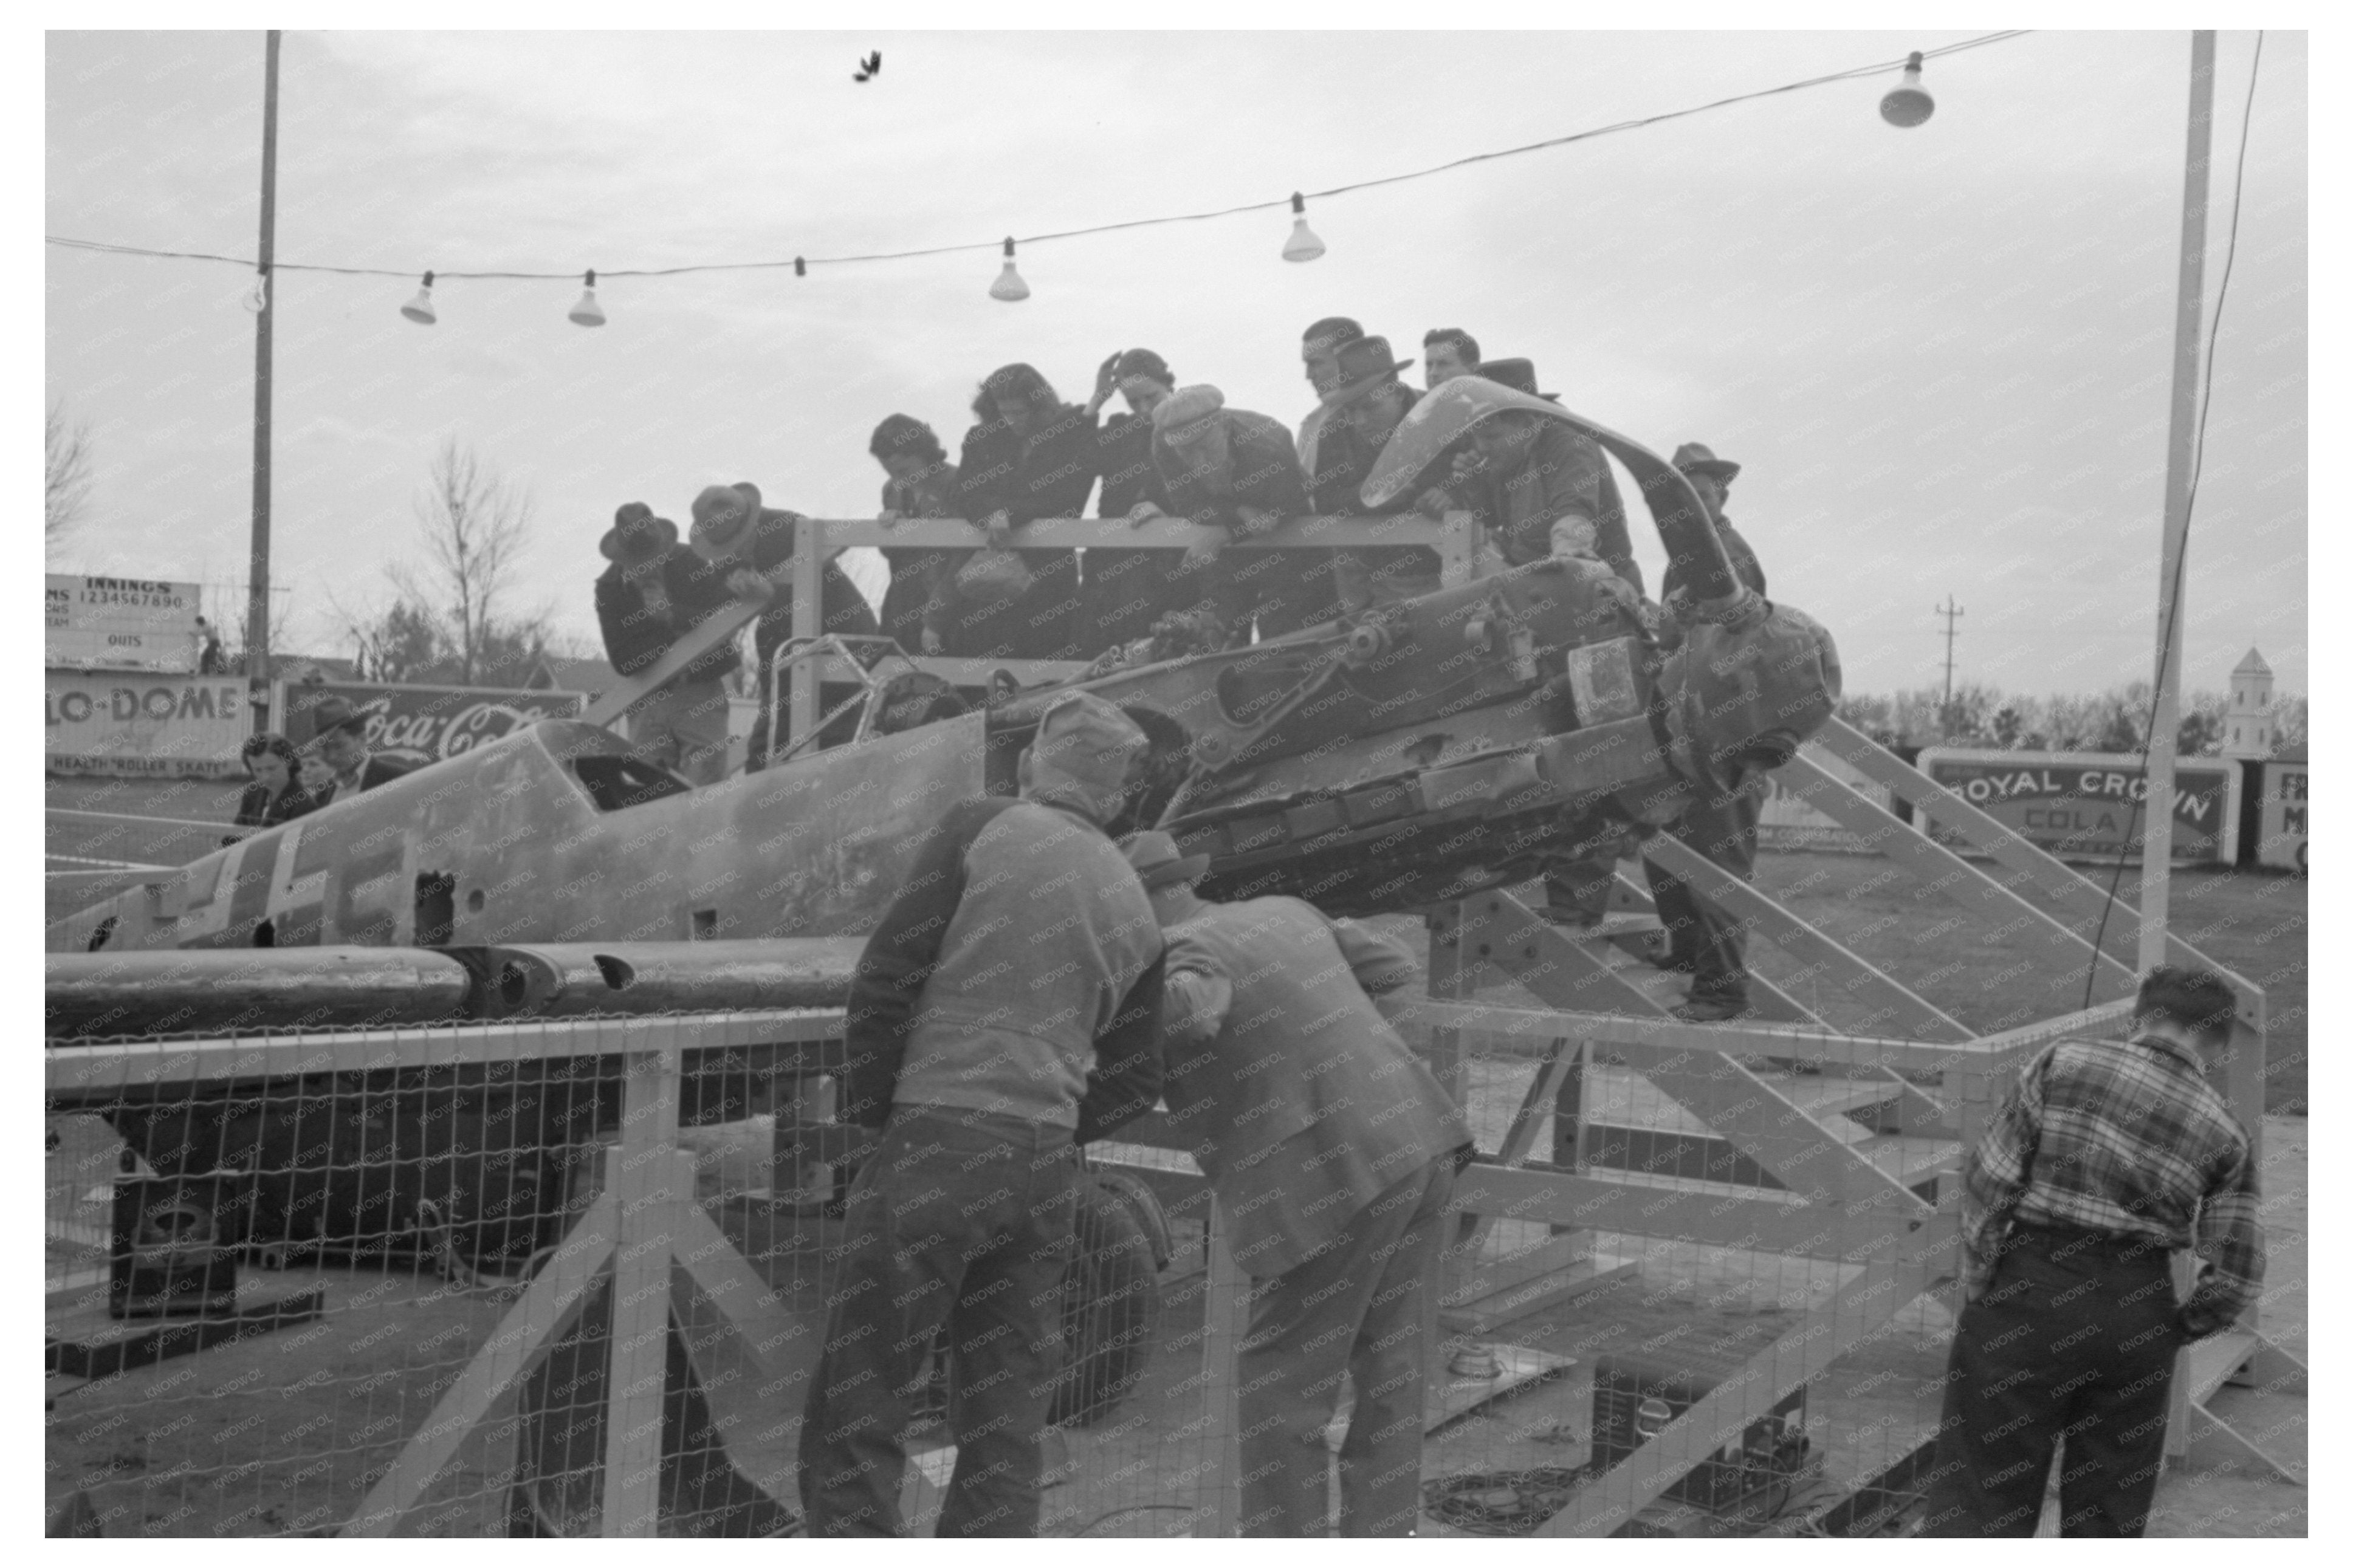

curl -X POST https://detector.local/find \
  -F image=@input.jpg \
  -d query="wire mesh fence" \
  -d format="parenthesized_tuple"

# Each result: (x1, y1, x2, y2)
(45, 1009, 1229, 1538)
(44, 875, 2221, 1540)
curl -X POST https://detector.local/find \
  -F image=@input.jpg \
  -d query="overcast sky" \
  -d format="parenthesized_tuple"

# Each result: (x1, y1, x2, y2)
(44, 27, 2306, 700)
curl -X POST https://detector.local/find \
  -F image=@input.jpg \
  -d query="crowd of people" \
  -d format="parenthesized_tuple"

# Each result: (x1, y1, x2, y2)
(583, 315, 1776, 1016)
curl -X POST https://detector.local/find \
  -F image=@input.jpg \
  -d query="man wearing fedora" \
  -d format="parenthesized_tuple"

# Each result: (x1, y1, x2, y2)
(1125, 831, 1472, 1536)
(1432, 358, 1649, 929)
(294, 693, 414, 807)
(799, 691, 1167, 1538)
(1644, 442, 1771, 1021)
(1294, 315, 1365, 478)
(689, 482, 878, 772)
(1469, 358, 1643, 595)
(1146, 383, 1328, 643)
(594, 501, 743, 786)
(1307, 333, 1455, 611)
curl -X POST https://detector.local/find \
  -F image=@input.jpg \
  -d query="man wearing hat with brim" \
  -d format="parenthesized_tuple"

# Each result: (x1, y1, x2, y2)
(1125, 830, 1472, 1536)
(1643, 441, 1770, 1021)
(1147, 383, 1328, 643)
(594, 501, 744, 786)
(292, 692, 414, 807)
(1305, 334, 1457, 611)
(1293, 315, 1365, 478)
(1475, 358, 1644, 595)
(689, 481, 878, 772)
(799, 691, 1167, 1538)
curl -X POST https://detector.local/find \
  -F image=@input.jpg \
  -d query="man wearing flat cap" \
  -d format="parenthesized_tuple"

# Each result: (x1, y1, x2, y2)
(1148, 383, 1329, 643)
(1126, 831, 1472, 1536)
(689, 481, 878, 772)
(1644, 442, 1771, 1021)
(799, 691, 1167, 1538)
(594, 501, 742, 786)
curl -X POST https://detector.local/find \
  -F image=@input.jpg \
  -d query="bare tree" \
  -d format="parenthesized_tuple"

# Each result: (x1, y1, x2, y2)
(397, 438, 551, 685)
(46, 398, 95, 541)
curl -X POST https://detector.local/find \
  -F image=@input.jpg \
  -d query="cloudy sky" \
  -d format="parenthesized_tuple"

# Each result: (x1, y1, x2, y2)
(44, 26, 2306, 700)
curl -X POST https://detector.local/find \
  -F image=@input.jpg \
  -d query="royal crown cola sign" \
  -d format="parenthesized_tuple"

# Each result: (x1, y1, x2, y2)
(1917, 748, 2241, 866)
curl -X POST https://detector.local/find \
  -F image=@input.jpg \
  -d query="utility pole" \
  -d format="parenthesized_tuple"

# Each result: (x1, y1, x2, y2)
(2139, 30, 2217, 974)
(1934, 596, 1963, 730)
(244, 28, 280, 733)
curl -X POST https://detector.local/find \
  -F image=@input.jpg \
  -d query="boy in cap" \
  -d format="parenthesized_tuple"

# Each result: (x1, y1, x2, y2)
(594, 501, 743, 785)
(688, 482, 879, 770)
(1125, 830, 1472, 1535)
(1148, 383, 1330, 642)
(799, 691, 1167, 1537)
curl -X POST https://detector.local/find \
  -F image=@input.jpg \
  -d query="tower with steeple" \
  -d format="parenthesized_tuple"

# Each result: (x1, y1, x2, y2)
(2222, 647, 2275, 759)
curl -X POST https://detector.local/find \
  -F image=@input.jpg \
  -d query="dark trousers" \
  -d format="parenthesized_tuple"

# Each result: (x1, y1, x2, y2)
(1237, 1158, 1454, 1537)
(1643, 777, 1762, 1002)
(1920, 1225, 2185, 1538)
(798, 1106, 1081, 1537)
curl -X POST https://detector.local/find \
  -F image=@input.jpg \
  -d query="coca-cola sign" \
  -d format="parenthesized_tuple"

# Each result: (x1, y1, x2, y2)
(280, 681, 587, 769)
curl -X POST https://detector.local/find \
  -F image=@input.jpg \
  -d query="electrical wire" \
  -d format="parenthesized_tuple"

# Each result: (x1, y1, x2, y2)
(2078, 30, 2264, 1012)
(44, 32, 2030, 286)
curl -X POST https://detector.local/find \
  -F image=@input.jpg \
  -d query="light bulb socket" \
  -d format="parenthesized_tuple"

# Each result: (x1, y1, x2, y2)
(1291, 192, 1307, 216)
(568, 269, 606, 327)
(1880, 50, 1934, 128)
(400, 270, 438, 326)
(794, 256, 806, 277)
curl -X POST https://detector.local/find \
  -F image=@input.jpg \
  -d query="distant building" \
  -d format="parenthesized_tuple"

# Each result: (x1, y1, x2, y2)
(2221, 646, 2275, 759)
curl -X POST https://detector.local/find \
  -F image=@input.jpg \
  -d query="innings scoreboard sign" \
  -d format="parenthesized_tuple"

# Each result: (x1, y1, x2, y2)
(46, 573, 205, 671)
(1916, 748, 2242, 866)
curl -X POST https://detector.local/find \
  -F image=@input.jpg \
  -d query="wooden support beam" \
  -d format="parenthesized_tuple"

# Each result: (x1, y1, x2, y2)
(348, 1179, 618, 1536)
(1453, 888, 1677, 1019)
(1777, 753, 2138, 1019)
(1643, 833, 1971, 1043)
(1455, 1164, 1936, 1267)
(1532, 1261, 1929, 1536)
(1633, 1049, 1930, 1219)
(1810, 719, 2261, 1012)
(1192, 1197, 1252, 1537)
(602, 1047, 682, 1536)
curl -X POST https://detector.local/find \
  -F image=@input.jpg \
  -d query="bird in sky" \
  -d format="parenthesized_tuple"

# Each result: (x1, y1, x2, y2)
(853, 51, 881, 82)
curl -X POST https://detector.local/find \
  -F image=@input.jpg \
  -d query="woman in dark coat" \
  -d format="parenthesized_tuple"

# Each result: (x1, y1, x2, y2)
(870, 415, 961, 655)
(949, 363, 1097, 662)
(228, 732, 318, 840)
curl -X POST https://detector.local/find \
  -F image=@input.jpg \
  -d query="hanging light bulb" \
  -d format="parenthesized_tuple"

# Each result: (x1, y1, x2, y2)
(241, 269, 269, 314)
(988, 238, 1029, 303)
(400, 271, 437, 326)
(568, 269, 606, 327)
(1880, 50, 1934, 128)
(1281, 193, 1327, 263)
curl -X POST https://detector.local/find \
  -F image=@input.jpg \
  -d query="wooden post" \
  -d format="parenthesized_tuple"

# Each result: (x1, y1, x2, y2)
(601, 1027, 682, 1536)
(244, 29, 280, 724)
(789, 516, 823, 746)
(2140, 29, 2217, 971)
(1193, 1197, 1250, 1536)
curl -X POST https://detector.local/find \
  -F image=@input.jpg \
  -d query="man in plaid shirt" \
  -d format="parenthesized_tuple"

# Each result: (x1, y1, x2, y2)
(1920, 965, 2265, 1537)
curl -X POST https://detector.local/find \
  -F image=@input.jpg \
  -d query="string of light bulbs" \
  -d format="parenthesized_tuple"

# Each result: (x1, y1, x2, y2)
(47, 32, 2022, 326)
